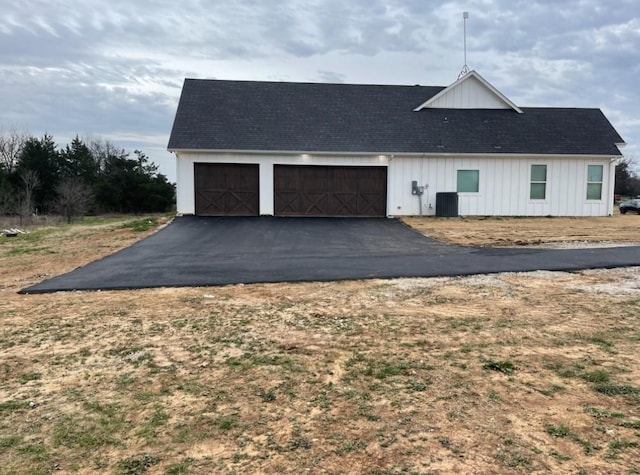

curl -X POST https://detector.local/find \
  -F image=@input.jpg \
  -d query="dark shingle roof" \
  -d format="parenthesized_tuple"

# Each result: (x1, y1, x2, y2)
(168, 79, 624, 156)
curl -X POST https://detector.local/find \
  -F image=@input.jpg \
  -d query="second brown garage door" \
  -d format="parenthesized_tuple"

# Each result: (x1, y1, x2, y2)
(274, 165, 387, 217)
(194, 163, 259, 216)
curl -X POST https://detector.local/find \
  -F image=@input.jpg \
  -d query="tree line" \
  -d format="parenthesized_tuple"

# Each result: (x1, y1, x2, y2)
(614, 157, 640, 198)
(0, 127, 175, 222)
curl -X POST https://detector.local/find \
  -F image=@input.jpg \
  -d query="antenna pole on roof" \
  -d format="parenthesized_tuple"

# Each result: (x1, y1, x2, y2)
(458, 11, 470, 79)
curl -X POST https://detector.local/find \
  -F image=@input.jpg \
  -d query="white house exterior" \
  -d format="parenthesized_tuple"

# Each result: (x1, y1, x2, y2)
(168, 71, 624, 218)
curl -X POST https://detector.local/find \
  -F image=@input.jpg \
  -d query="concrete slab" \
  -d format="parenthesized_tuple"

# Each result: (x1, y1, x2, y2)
(20, 216, 640, 293)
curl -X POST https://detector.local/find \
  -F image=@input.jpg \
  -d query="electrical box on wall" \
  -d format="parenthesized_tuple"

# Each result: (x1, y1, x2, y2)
(411, 180, 425, 196)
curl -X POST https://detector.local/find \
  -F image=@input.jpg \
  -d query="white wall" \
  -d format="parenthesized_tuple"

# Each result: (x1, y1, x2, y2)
(176, 151, 614, 217)
(175, 151, 388, 215)
(424, 75, 511, 110)
(387, 155, 615, 217)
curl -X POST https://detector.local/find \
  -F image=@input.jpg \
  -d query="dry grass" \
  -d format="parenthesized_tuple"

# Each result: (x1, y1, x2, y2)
(403, 213, 640, 247)
(1, 215, 640, 474)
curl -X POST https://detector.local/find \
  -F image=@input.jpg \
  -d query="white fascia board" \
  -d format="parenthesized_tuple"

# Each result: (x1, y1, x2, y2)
(170, 149, 621, 160)
(413, 70, 523, 113)
(169, 148, 396, 157)
(399, 152, 621, 160)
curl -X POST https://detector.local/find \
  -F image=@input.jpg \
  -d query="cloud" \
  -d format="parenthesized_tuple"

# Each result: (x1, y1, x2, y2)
(1, 0, 639, 182)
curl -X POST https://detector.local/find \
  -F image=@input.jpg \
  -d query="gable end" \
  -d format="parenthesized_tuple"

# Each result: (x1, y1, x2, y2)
(414, 71, 523, 113)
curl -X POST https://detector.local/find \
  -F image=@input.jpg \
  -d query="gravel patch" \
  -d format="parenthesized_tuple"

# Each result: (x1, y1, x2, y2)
(524, 241, 640, 249)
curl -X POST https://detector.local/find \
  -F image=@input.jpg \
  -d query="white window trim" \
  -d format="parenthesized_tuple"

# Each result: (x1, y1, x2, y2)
(528, 163, 549, 202)
(456, 169, 480, 194)
(586, 163, 604, 202)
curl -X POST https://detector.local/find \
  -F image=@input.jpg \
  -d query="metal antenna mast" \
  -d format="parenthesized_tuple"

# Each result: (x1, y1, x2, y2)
(458, 11, 470, 79)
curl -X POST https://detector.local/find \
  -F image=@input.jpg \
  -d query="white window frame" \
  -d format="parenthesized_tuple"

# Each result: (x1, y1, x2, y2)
(586, 164, 604, 201)
(456, 169, 479, 193)
(529, 164, 548, 201)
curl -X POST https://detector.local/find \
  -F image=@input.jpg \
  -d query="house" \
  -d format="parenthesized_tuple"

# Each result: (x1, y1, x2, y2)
(167, 71, 625, 217)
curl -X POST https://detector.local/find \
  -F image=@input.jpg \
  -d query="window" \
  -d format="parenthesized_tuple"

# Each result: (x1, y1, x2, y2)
(587, 165, 603, 200)
(530, 165, 547, 200)
(457, 170, 479, 193)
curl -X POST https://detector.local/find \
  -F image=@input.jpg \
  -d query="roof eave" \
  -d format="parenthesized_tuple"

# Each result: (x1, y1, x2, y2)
(168, 148, 622, 158)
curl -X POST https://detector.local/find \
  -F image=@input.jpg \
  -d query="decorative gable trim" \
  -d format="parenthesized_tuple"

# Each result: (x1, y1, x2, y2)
(414, 70, 523, 113)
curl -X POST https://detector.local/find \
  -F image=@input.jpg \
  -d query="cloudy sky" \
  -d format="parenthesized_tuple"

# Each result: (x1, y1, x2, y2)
(1, 0, 638, 182)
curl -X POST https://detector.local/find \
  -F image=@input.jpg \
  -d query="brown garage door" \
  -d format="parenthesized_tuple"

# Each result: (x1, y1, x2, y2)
(274, 165, 387, 217)
(194, 163, 259, 216)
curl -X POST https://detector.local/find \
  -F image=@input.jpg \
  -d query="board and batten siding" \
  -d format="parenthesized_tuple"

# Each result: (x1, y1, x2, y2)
(387, 156, 615, 217)
(175, 152, 389, 215)
(424, 75, 511, 110)
(176, 152, 615, 217)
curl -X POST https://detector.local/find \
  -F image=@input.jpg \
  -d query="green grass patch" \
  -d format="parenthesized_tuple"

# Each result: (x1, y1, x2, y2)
(116, 454, 160, 475)
(619, 420, 640, 429)
(495, 447, 533, 470)
(0, 435, 22, 448)
(18, 372, 42, 384)
(549, 449, 571, 462)
(11, 228, 56, 243)
(17, 441, 48, 462)
(586, 336, 616, 353)
(408, 379, 430, 392)
(171, 416, 220, 444)
(166, 459, 193, 475)
(582, 369, 611, 383)
(53, 410, 127, 449)
(0, 400, 28, 414)
(215, 414, 240, 431)
(483, 360, 517, 374)
(78, 215, 140, 226)
(609, 439, 638, 450)
(546, 425, 572, 438)
(585, 407, 626, 419)
(259, 387, 277, 402)
(594, 382, 640, 398)
(336, 439, 368, 455)
(447, 316, 484, 332)
(548, 361, 585, 378)
(368, 361, 412, 380)
(343, 353, 432, 385)
(607, 439, 639, 459)
(538, 384, 565, 397)
(176, 379, 208, 396)
(120, 218, 159, 233)
(546, 425, 598, 455)
(138, 406, 170, 441)
(83, 401, 120, 417)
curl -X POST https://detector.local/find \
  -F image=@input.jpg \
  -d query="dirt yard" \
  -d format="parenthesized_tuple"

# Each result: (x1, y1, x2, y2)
(1, 215, 639, 474)
(403, 213, 640, 247)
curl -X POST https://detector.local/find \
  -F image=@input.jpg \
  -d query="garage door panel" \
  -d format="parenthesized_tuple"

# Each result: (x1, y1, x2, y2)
(359, 192, 386, 216)
(195, 190, 225, 214)
(273, 191, 298, 214)
(194, 163, 259, 216)
(274, 165, 387, 217)
(332, 192, 358, 215)
(301, 192, 329, 214)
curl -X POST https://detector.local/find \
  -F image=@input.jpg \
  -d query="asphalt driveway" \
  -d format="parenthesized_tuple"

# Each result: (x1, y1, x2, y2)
(20, 216, 640, 293)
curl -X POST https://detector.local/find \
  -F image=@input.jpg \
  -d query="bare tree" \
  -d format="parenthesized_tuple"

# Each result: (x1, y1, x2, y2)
(18, 169, 40, 222)
(54, 178, 92, 223)
(84, 135, 127, 172)
(0, 125, 28, 174)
